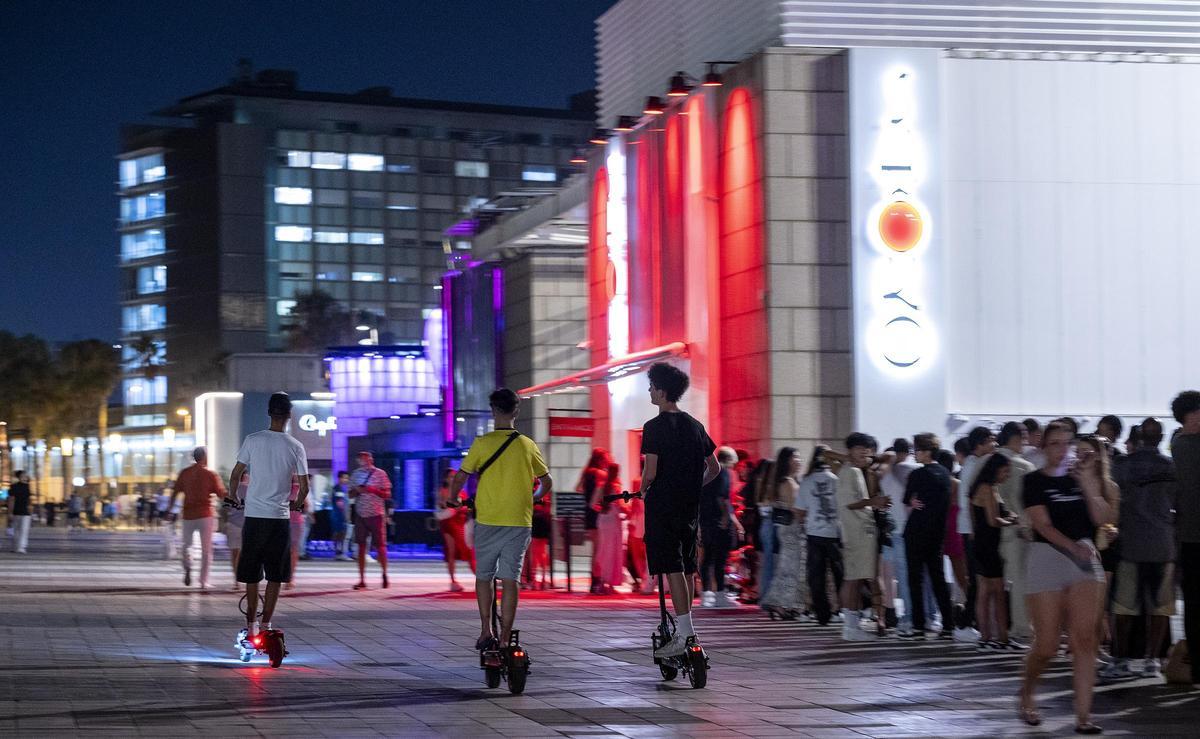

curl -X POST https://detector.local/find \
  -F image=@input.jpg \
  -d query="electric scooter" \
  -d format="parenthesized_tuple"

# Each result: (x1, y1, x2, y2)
(605, 490, 709, 689)
(479, 580, 531, 694)
(223, 498, 288, 668)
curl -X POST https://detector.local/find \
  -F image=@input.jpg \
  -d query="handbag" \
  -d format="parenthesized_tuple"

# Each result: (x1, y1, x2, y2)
(770, 506, 794, 526)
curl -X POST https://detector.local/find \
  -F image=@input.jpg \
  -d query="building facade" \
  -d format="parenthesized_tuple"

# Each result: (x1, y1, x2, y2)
(115, 64, 593, 460)
(449, 0, 1200, 482)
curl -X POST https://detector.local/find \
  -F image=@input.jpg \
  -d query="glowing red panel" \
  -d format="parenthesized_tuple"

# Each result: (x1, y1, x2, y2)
(878, 200, 923, 252)
(589, 168, 611, 446)
(719, 87, 767, 454)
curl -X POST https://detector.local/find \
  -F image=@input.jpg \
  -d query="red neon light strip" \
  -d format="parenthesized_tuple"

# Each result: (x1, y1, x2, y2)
(518, 342, 688, 397)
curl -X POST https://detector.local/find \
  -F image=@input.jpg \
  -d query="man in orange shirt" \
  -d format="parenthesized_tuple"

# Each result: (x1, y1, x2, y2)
(173, 447, 227, 589)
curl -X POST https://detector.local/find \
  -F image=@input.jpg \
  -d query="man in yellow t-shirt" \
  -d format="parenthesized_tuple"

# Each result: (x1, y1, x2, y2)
(451, 388, 553, 650)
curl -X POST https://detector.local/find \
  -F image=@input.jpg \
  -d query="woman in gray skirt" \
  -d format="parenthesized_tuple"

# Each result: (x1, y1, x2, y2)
(1017, 422, 1115, 735)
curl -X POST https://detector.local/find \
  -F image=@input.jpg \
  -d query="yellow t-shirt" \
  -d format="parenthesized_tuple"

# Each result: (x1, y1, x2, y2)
(461, 430, 548, 527)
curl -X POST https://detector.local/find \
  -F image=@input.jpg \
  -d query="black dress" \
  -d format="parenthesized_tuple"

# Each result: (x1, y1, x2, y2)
(972, 495, 1004, 578)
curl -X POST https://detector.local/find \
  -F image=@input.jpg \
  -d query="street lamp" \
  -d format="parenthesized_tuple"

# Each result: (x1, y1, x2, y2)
(176, 407, 191, 433)
(355, 319, 379, 346)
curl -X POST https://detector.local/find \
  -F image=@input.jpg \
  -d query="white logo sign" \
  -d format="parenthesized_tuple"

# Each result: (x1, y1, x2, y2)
(298, 414, 337, 437)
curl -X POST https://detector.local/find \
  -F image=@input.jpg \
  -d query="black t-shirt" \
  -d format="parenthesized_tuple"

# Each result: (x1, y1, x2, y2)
(9, 482, 30, 517)
(1022, 471, 1096, 544)
(902, 463, 951, 546)
(640, 411, 716, 508)
(699, 467, 730, 530)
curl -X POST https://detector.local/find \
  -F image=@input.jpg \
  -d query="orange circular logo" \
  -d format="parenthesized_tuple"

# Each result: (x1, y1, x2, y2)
(878, 200, 923, 252)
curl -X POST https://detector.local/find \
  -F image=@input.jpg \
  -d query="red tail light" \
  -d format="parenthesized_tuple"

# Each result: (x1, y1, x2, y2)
(513, 651, 525, 657)
(253, 636, 263, 646)
(689, 645, 702, 652)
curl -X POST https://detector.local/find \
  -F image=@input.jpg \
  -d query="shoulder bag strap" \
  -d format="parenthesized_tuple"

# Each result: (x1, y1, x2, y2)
(476, 432, 522, 480)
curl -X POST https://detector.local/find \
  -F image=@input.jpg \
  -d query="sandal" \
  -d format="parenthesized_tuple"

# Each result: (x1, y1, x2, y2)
(1017, 695, 1041, 727)
(1074, 723, 1103, 735)
(353, 582, 367, 590)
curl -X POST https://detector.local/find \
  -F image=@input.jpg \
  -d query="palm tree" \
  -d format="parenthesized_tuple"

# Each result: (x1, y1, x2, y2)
(285, 289, 353, 352)
(128, 335, 162, 378)
(0, 332, 55, 500)
(56, 340, 120, 494)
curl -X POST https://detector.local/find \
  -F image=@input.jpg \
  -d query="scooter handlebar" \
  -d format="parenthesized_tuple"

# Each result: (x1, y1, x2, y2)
(601, 490, 642, 503)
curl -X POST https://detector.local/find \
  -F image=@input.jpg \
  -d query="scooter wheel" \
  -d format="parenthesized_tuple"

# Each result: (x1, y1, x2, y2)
(507, 666, 528, 695)
(485, 667, 502, 689)
(266, 634, 285, 668)
(659, 663, 678, 681)
(239, 649, 251, 663)
(686, 649, 707, 689)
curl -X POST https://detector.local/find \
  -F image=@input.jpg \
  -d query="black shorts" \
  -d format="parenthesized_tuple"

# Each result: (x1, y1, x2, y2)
(236, 517, 292, 584)
(644, 503, 699, 576)
(1100, 542, 1120, 574)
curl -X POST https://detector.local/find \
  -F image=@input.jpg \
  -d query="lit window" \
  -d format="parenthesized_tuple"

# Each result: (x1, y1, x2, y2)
(387, 193, 418, 210)
(352, 271, 384, 282)
(386, 162, 415, 173)
(275, 225, 312, 242)
(311, 152, 346, 169)
(521, 165, 556, 182)
(314, 230, 349, 243)
(125, 413, 167, 427)
(119, 153, 166, 188)
(122, 341, 165, 371)
(286, 151, 312, 167)
(136, 265, 167, 294)
(123, 377, 167, 406)
(454, 161, 489, 178)
(350, 231, 384, 244)
(316, 268, 345, 281)
(122, 304, 166, 333)
(348, 153, 384, 171)
(276, 299, 297, 317)
(121, 229, 165, 261)
(120, 192, 166, 223)
(274, 187, 312, 205)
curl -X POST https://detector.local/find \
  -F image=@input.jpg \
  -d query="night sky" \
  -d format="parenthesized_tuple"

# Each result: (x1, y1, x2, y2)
(0, 0, 615, 343)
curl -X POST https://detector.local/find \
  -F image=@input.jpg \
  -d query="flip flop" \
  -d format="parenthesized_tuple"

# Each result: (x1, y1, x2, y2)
(1075, 723, 1103, 735)
(475, 635, 497, 651)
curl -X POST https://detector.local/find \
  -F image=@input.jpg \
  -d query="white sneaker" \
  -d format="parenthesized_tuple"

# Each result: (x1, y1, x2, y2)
(1099, 659, 1134, 681)
(654, 633, 689, 658)
(700, 591, 716, 608)
(1143, 658, 1161, 678)
(721, 591, 740, 608)
(953, 627, 980, 643)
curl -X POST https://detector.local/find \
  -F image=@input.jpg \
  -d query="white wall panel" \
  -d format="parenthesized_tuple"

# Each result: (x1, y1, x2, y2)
(944, 57, 1200, 419)
(782, 1, 1200, 54)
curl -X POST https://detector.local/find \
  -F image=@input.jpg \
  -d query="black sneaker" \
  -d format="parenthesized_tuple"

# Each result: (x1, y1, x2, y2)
(884, 608, 898, 629)
(183, 568, 191, 586)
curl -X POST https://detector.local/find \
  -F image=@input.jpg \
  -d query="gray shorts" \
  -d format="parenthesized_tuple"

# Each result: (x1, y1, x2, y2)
(1025, 541, 1104, 595)
(474, 523, 532, 582)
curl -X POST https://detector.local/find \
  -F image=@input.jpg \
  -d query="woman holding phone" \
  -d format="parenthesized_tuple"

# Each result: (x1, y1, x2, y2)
(1018, 423, 1115, 735)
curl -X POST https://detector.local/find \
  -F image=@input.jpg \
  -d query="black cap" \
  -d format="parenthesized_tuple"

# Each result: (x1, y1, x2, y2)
(268, 392, 292, 417)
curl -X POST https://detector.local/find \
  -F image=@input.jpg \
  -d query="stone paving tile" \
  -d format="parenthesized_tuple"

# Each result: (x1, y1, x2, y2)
(3, 527, 1200, 737)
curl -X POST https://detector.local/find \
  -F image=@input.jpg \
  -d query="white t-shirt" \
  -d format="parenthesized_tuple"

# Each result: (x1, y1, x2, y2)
(236, 430, 309, 520)
(880, 455, 920, 533)
(796, 469, 841, 539)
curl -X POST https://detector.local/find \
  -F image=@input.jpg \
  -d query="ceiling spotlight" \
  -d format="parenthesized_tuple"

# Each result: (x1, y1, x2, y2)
(589, 128, 609, 145)
(702, 62, 726, 87)
(642, 96, 665, 116)
(667, 71, 691, 97)
(613, 115, 637, 132)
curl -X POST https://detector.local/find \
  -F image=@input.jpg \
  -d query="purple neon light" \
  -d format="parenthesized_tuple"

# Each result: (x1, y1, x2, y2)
(441, 272, 455, 445)
(444, 218, 478, 237)
(492, 266, 504, 388)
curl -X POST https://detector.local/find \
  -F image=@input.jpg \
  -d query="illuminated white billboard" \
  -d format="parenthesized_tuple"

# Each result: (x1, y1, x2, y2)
(849, 48, 947, 443)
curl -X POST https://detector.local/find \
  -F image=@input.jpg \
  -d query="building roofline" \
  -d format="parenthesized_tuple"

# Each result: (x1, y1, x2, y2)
(155, 85, 594, 121)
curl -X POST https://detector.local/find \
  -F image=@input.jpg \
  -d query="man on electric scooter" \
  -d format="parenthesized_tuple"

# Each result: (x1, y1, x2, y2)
(225, 392, 310, 644)
(449, 388, 553, 651)
(640, 363, 721, 658)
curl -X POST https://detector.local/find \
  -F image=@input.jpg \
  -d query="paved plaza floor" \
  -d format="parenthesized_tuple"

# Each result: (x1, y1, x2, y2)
(1, 527, 1197, 737)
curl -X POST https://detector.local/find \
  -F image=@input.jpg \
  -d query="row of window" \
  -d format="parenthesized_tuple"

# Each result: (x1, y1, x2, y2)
(122, 304, 166, 333)
(278, 129, 579, 148)
(276, 279, 430, 303)
(276, 242, 443, 267)
(120, 229, 165, 261)
(119, 153, 166, 188)
(120, 192, 165, 223)
(275, 226, 386, 244)
(125, 413, 167, 427)
(122, 341, 166, 371)
(123, 377, 167, 406)
(280, 152, 556, 183)
(274, 188, 428, 210)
